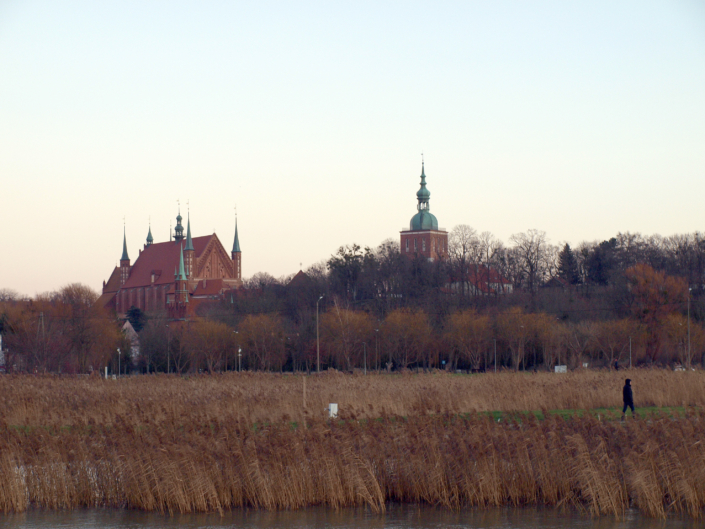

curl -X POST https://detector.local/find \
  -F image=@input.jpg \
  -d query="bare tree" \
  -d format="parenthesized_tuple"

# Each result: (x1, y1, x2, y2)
(509, 229, 551, 292)
(477, 231, 504, 295)
(448, 225, 479, 297)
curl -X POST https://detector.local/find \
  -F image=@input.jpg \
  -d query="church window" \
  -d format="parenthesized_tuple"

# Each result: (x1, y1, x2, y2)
(422, 239, 426, 252)
(405, 239, 409, 252)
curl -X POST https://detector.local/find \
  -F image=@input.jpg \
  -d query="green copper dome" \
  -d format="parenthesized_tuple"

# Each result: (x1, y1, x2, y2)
(410, 210, 438, 230)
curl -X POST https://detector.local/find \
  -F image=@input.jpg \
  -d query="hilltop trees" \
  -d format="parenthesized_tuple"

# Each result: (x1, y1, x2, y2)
(558, 244, 580, 285)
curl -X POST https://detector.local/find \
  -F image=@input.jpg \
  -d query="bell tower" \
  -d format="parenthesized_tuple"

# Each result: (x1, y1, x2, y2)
(174, 208, 185, 242)
(168, 243, 189, 319)
(400, 159, 448, 261)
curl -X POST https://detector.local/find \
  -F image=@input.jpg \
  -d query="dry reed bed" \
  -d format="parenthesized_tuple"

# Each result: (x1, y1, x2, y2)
(0, 412, 704, 518)
(1, 371, 704, 518)
(1, 369, 704, 428)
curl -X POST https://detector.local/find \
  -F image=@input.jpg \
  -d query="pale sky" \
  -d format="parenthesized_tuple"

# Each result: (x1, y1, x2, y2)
(1, 1, 704, 296)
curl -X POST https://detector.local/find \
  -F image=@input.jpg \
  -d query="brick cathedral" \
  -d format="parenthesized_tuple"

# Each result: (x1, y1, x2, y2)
(400, 161, 448, 260)
(98, 209, 242, 318)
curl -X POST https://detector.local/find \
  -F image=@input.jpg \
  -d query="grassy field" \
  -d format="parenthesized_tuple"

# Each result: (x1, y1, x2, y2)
(0, 369, 704, 518)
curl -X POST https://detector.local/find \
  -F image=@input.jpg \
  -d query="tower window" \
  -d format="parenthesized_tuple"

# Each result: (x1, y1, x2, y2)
(414, 239, 417, 250)
(405, 239, 409, 252)
(422, 239, 426, 252)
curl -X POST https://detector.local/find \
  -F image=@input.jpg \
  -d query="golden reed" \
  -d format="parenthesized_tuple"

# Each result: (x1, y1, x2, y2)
(0, 370, 704, 518)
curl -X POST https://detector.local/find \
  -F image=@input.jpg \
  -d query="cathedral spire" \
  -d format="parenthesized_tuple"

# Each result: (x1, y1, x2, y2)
(146, 220, 153, 246)
(232, 215, 241, 253)
(177, 244, 187, 281)
(185, 211, 194, 251)
(121, 225, 130, 261)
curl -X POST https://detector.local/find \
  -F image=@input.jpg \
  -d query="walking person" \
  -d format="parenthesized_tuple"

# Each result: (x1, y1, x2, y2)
(622, 378, 634, 420)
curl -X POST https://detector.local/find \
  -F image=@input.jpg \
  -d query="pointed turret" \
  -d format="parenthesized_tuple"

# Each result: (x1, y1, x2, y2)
(170, 243, 190, 318)
(120, 225, 131, 286)
(232, 217, 241, 253)
(146, 224, 154, 246)
(231, 215, 242, 281)
(121, 227, 130, 261)
(185, 214, 194, 251)
(177, 244, 187, 281)
(183, 211, 195, 277)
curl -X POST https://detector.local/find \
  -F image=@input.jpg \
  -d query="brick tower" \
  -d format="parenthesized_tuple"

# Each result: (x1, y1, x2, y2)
(168, 244, 189, 319)
(400, 160, 448, 261)
(120, 226, 131, 285)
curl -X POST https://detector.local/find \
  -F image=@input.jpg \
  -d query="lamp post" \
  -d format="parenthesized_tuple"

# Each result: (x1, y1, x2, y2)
(494, 339, 497, 373)
(316, 295, 324, 373)
(374, 329, 379, 372)
(232, 331, 239, 372)
(117, 348, 121, 377)
(688, 287, 692, 369)
(166, 325, 170, 374)
(361, 342, 367, 375)
(238, 346, 242, 372)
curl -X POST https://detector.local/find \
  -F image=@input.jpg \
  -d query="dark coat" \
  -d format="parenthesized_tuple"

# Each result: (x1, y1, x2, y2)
(623, 382, 633, 404)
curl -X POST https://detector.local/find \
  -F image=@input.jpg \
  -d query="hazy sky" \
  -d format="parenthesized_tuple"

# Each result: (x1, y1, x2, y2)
(1, 1, 704, 296)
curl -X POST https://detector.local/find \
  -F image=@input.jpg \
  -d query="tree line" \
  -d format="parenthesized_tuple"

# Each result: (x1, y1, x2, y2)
(1, 228, 703, 373)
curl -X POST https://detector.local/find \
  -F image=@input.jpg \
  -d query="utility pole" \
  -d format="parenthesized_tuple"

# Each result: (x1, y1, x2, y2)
(494, 339, 497, 373)
(166, 325, 170, 374)
(688, 287, 692, 368)
(316, 295, 324, 373)
(361, 342, 367, 375)
(375, 329, 379, 372)
(629, 336, 632, 369)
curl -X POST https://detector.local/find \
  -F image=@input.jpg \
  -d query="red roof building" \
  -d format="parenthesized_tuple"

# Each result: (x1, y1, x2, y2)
(99, 210, 243, 318)
(449, 264, 513, 295)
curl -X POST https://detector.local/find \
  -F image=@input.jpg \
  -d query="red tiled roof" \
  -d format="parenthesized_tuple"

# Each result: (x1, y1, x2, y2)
(287, 270, 311, 288)
(122, 236, 214, 289)
(96, 292, 116, 310)
(467, 265, 511, 285)
(103, 267, 121, 293)
(192, 278, 226, 297)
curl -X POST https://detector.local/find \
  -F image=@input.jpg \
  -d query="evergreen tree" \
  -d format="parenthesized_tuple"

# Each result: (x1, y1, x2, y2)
(558, 243, 580, 284)
(126, 306, 147, 333)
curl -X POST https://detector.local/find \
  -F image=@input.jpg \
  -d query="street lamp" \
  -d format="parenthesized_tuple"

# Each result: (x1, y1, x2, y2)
(316, 295, 324, 373)
(374, 329, 379, 372)
(360, 342, 367, 375)
(494, 339, 497, 373)
(117, 348, 121, 377)
(688, 287, 692, 369)
(232, 331, 239, 372)
(166, 325, 170, 374)
(238, 346, 242, 372)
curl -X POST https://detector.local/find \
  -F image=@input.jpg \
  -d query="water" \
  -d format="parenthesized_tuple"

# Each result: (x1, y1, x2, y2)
(0, 505, 701, 529)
